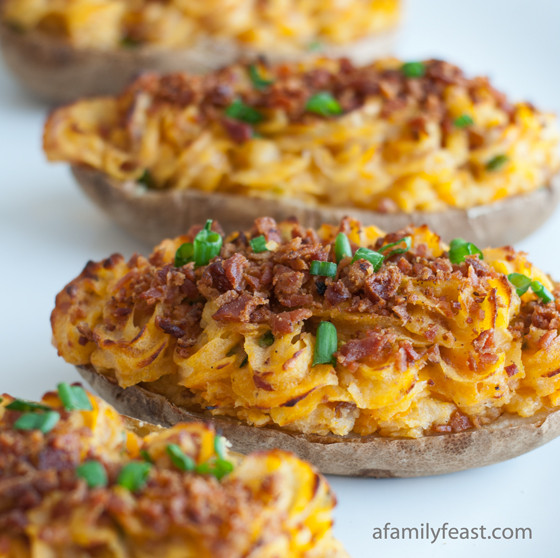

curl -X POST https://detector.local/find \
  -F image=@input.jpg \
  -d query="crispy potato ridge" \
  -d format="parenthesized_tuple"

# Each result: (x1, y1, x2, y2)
(1, 0, 400, 50)
(0, 391, 346, 557)
(43, 58, 560, 213)
(50, 218, 560, 440)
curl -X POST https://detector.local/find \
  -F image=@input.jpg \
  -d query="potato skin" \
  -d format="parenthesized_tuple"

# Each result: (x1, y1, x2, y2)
(77, 364, 560, 478)
(0, 22, 396, 104)
(73, 164, 560, 246)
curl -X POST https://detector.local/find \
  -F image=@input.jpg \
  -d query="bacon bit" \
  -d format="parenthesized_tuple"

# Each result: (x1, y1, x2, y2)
(221, 118, 253, 143)
(505, 364, 518, 377)
(212, 293, 266, 323)
(427, 379, 435, 386)
(324, 281, 351, 306)
(270, 309, 312, 336)
(155, 317, 185, 338)
(272, 266, 313, 308)
(222, 253, 248, 291)
(538, 330, 557, 350)
(433, 410, 473, 433)
(253, 217, 282, 244)
(336, 331, 397, 370)
(253, 375, 274, 391)
(545, 368, 560, 378)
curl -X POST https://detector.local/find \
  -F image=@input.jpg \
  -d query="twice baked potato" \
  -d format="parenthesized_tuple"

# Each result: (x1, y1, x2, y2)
(43, 58, 560, 246)
(0, 0, 400, 103)
(0, 384, 347, 557)
(51, 217, 560, 477)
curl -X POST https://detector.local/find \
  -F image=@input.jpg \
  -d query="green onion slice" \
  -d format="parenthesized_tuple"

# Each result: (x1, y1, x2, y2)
(309, 260, 337, 278)
(174, 242, 194, 267)
(14, 411, 60, 434)
(448, 238, 484, 264)
(454, 114, 474, 128)
(225, 99, 264, 124)
(380, 236, 412, 258)
(76, 460, 108, 488)
(137, 169, 153, 187)
(195, 458, 234, 480)
(531, 280, 555, 303)
(352, 247, 384, 272)
(250, 235, 269, 253)
(193, 220, 223, 267)
(402, 61, 426, 78)
(258, 331, 275, 348)
(166, 443, 195, 472)
(214, 435, 228, 460)
(335, 233, 352, 263)
(248, 65, 274, 90)
(117, 461, 152, 492)
(6, 399, 50, 412)
(305, 92, 343, 117)
(313, 321, 338, 366)
(139, 449, 153, 463)
(57, 383, 92, 411)
(486, 154, 509, 171)
(507, 273, 532, 296)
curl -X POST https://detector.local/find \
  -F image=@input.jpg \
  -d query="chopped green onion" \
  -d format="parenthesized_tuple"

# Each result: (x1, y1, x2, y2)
(214, 435, 227, 460)
(309, 260, 337, 278)
(250, 235, 268, 253)
(225, 99, 264, 124)
(486, 154, 509, 171)
(335, 233, 352, 263)
(307, 39, 323, 52)
(248, 65, 274, 90)
(402, 61, 426, 78)
(305, 92, 343, 117)
(14, 411, 60, 434)
(76, 461, 108, 488)
(137, 170, 153, 187)
(380, 236, 412, 258)
(454, 114, 474, 128)
(196, 458, 234, 480)
(174, 242, 194, 267)
(139, 449, 153, 463)
(121, 36, 141, 48)
(259, 331, 275, 348)
(352, 247, 384, 272)
(313, 321, 338, 366)
(6, 399, 50, 412)
(57, 383, 92, 411)
(531, 280, 554, 303)
(507, 273, 532, 296)
(448, 238, 484, 264)
(193, 220, 223, 267)
(117, 461, 151, 492)
(166, 443, 195, 472)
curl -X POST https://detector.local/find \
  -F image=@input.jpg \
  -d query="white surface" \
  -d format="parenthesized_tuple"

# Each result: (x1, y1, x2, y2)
(1, 1, 559, 557)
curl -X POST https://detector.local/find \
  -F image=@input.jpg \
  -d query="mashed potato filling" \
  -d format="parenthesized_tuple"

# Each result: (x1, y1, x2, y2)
(51, 218, 560, 439)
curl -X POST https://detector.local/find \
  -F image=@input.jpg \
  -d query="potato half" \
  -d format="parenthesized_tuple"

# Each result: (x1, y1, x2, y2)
(73, 164, 560, 247)
(51, 217, 560, 477)
(43, 58, 560, 245)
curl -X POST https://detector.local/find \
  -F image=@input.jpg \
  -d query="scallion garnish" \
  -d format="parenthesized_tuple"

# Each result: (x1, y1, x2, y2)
(6, 399, 50, 412)
(137, 169, 153, 187)
(225, 99, 264, 124)
(402, 61, 426, 78)
(259, 331, 275, 347)
(454, 114, 474, 128)
(248, 65, 274, 90)
(380, 236, 412, 258)
(309, 260, 337, 278)
(250, 235, 269, 253)
(76, 460, 108, 488)
(57, 383, 92, 411)
(193, 220, 223, 267)
(313, 321, 337, 367)
(166, 443, 195, 472)
(117, 461, 151, 492)
(486, 154, 509, 171)
(195, 458, 234, 480)
(307, 40, 323, 52)
(174, 242, 194, 267)
(14, 411, 60, 434)
(448, 238, 484, 264)
(508, 273, 555, 303)
(335, 233, 352, 263)
(507, 273, 532, 296)
(139, 449, 153, 463)
(305, 92, 343, 117)
(351, 247, 384, 271)
(214, 435, 227, 460)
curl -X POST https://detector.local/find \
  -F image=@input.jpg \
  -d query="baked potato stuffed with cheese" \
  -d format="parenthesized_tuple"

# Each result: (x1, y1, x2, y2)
(0, 0, 400, 103)
(43, 57, 560, 246)
(0, 384, 347, 557)
(51, 217, 560, 477)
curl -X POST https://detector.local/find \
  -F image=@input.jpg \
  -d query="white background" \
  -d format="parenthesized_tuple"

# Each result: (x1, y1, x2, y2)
(1, 1, 559, 556)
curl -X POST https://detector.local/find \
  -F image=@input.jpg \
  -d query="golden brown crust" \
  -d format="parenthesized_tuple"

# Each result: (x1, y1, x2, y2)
(0, 22, 396, 103)
(72, 164, 560, 246)
(76, 364, 560, 477)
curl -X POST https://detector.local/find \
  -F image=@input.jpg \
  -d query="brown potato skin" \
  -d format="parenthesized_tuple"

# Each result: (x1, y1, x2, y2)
(77, 364, 560, 478)
(0, 22, 396, 104)
(72, 165, 560, 247)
